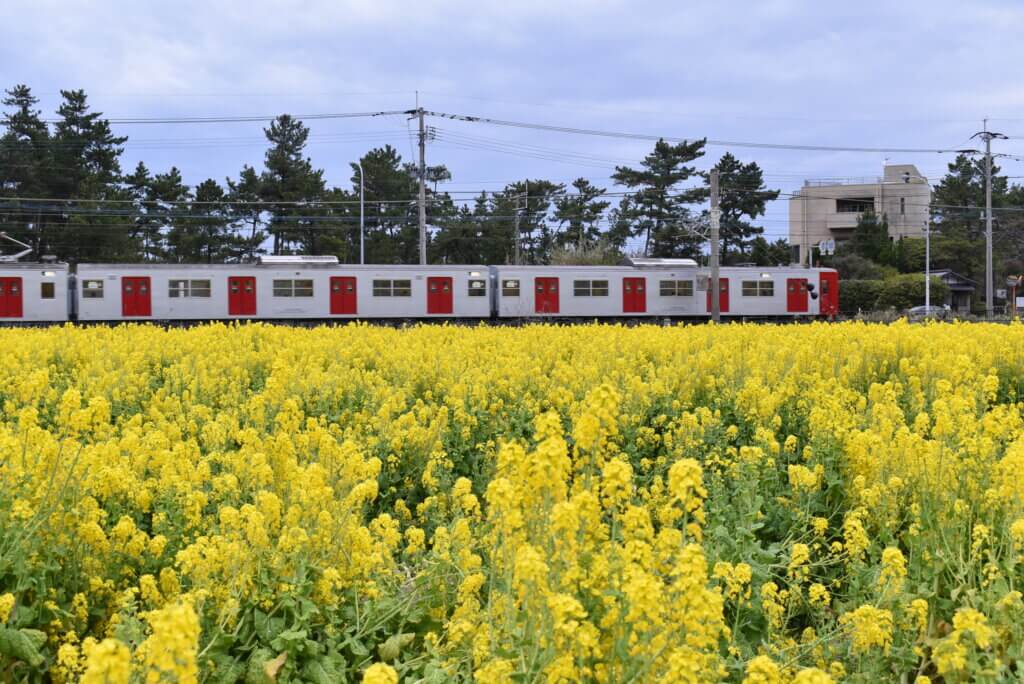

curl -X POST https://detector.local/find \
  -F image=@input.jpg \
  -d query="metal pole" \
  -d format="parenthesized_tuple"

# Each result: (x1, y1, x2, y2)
(985, 127, 993, 318)
(710, 168, 721, 322)
(356, 160, 365, 265)
(972, 121, 1006, 318)
(417, 108, 427, 265)
(924, 223, 930, 310)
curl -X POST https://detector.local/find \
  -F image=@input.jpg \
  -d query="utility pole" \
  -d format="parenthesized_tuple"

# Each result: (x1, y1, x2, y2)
(973, 120, 1007, 318)
(924, 223, 930, 311)
(417, 108, 427, 265)
(710, 168, 721, 323)
(511, 182, 528, 265)
(356, 159, 365, 265)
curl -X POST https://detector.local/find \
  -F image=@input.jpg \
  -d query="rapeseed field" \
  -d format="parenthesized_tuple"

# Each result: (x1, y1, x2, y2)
(1, 322, 1022, 683)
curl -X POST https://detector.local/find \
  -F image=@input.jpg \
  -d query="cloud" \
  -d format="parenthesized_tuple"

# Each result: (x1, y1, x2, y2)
(2, 0, 1023, 240)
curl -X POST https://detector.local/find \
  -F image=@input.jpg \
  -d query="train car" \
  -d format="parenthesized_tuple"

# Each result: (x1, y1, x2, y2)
(716, 265, 839, 317)
(75, 258, 492, 321)
(492, 260, 839, 319)
(492, 262, 697, 318)
(0, 262, 70, 323)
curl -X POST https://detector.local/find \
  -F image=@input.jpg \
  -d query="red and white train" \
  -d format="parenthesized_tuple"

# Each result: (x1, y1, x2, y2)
(0, 253, 838, 323)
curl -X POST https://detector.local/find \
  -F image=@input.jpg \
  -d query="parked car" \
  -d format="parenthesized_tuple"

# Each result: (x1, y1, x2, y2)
(907, 304, 950, 321)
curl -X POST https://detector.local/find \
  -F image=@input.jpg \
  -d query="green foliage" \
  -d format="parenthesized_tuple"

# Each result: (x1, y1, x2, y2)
(875, 274, 949, 311)
(710, 153, 779, 261)
(839, 279, 884, 315)
(746, 236, 793, 266)
(846, 211, 896, 266)
(611, 138, 708, 258)
(840, 275, 949, 313)
(829, 253, 898, 281)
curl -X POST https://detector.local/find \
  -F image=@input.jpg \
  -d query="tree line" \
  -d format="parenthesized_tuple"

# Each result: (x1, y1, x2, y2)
(0, 85, 788, 266)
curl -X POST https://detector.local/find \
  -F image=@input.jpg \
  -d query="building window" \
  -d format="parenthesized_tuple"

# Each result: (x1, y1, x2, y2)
(273, 279, 314, 297)
(501, 279, 520, 296)
(40, 282, 55, 299)
(169, 279, 211, 298)
(573, 279, 609, 296)
(372, 279, 412, 297)
(835, 197, 874, 213)
(900, 197, 906, 216)
(742, 280, 775, 297)
(468, 279, 487, 296)
(659, 280, 694, 296)
(82, 280, 104, 298)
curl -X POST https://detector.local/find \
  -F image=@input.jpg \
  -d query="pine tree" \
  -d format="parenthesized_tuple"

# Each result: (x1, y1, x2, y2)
(553, 178, 610, 249)
(166, 179, 243, 263)
(226, 165, 266, 259)
(48, 89, 129, 260)
(260, 115, 326, 254)
(611, 138, 707, 258)
(710, 153, 778, 263)
(0, 85, 51, 254)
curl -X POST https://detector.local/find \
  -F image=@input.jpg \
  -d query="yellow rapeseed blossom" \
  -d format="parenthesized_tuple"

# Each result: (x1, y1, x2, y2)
(2, 322, 1024, 679)
(363, 662, 399, 684)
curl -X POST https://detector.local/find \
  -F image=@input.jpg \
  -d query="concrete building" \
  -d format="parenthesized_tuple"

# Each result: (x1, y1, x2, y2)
(789, 164, 931, 265)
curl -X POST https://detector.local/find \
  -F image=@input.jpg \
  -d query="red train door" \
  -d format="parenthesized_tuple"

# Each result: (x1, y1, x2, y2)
(330, 276, 357, 315)
(787, 278, 809, 313)
(121, 276, 151, 317)
(706, 277, 729, 313)
(427, 276, 453, 314)
(228, 276, 256, 316)
(623, 277, 646, 313)
(819, 271, 839, 316)
(535, 277, 560, 314)
(0, 277, 22, 318)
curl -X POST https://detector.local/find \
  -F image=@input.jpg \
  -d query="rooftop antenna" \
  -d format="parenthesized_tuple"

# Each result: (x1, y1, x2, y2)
(0, 232, 32, 262)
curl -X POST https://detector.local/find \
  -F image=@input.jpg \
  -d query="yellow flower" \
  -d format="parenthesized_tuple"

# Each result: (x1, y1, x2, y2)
(81, 638, 131, 684)
(363, 662, 399, 684)
(0, 593, 14, 623)
(743, 655, 782, 684)
(839, 605, 893, 654)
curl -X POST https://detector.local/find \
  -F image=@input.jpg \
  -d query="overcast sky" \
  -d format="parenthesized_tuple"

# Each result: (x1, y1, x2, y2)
(3, 0, 1024, 241)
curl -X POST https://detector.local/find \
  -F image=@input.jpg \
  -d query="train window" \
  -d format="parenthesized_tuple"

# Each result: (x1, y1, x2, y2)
(40, 282, 55, 299)
(272, 279, 314, 297)
(468, 279, 487, 296)
(659, 280, 694, 296)
(82, 280, 104, 298)
(742, 280, 775, 297)
(169, 279, 212, 298)
(573, 280, 609, 296)
(502, 279, 520, 297)
(372, 279, 412, 297)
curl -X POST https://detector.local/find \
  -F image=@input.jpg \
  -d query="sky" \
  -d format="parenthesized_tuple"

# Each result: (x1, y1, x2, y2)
(3, 0, 1024, 243)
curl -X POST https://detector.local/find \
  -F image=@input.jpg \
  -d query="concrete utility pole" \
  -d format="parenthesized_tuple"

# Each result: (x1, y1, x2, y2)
(973, 120, 1007, 318)
(356, 159, 365, 265)
(512, 182, 528, 265)
(709, 168, 721, 323)
(417, 108, 427, 265)
(924, 223, 930, 310)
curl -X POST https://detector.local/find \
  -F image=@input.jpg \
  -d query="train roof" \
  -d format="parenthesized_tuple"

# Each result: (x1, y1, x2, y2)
(0, 261, 69, 270)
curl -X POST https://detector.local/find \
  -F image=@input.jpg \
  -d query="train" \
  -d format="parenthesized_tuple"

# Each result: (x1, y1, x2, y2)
(0, 252, 839, 323)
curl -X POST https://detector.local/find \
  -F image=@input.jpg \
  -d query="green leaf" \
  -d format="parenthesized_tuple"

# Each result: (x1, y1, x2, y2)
(245, 647, 276, 684)
(378, 632, 415, 662)
(0, 626, 45, 667)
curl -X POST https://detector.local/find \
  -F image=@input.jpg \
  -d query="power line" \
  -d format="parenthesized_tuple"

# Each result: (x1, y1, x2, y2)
(37, 110, 410, 125)
(423, 110, 977, 154)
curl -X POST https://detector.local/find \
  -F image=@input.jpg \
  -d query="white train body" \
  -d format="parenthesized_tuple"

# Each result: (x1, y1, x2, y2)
(492, 263, 838, 318)
(74, 263, 492, 321)
(0, 258, 839, 323)
(0, 262, 70, 322)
